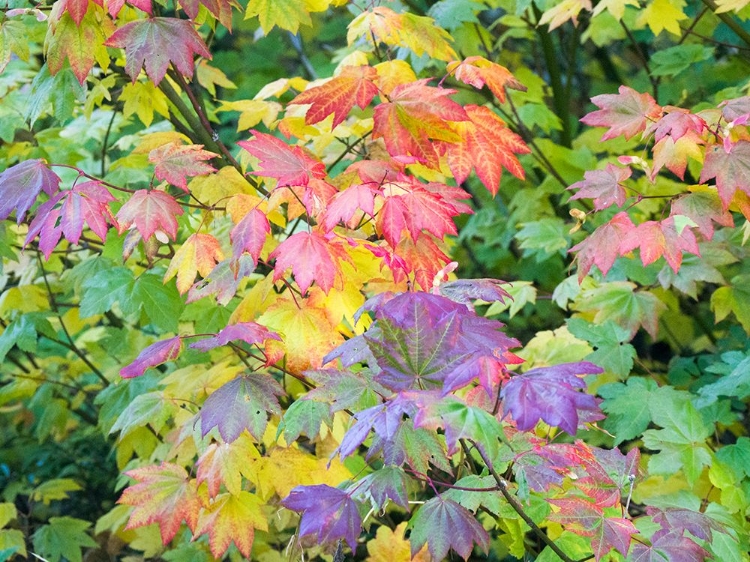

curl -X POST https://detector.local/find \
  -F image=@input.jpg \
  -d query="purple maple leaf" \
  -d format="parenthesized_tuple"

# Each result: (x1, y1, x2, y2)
(281, 485, 362, 550)
(649, 507, 724, 542)
(120, 336, 183, 378)
(350, 466, 410, 508)
(500, 362, 603, 434)
(189, 321, 281, 351)
(200, 374, 284, 442)
(409, 496, 490, 560)
(630, 531, 709, 562)
(592, 517, 638, 561)
(0, 159, 61, 223)
(438, 278, 512, 306)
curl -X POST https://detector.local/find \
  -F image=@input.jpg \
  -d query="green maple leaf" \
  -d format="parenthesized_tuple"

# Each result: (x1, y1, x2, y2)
(32, 517, 97, 562)
(599, 377, 659, 445)
(711, 274, 750, 332)
(567, 318, 636, 378)
(279, 399, 331, 443)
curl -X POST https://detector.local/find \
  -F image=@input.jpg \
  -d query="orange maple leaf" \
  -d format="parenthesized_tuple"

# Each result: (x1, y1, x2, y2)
(372, 79, 467, 168)
(444, 105, 529, 195)
(164, 233, 224, 294)
(196, 436, 260, 498)
(290, 65, 379, 129)
(149, 142, 217, 192)
(119, 463, 205, 544)
(447, 56, 526, 103)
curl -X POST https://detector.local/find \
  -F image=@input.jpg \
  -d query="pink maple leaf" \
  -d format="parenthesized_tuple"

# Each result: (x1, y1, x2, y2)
(570, 212, 635, 280)
(238, 131, 326, 187)
(149, 143, 217, 192)
(581, 86, 662, 141)
(230, 208, 270, 268)
(0, 159, 61, 224)
(568, 164, 631, 210)
(121, 336, 183, 378)
(619, 217, 700, 272)
(116, 189, 184, 242)
(269, 231, 349, 294)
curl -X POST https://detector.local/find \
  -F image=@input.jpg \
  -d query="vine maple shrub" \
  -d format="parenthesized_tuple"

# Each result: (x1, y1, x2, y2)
(2, 0, 750, 561)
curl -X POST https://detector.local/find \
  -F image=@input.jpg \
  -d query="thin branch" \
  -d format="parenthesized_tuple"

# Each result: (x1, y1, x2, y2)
(471, 440, 579, 562)
(701, 0, 750, 48)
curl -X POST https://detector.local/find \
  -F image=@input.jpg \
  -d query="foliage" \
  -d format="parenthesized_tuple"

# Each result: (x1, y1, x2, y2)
(1, 0, 750, 560)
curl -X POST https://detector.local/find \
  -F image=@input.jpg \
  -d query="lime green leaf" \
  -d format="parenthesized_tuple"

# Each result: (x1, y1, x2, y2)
(31, 479, 82, 505)
(32, 517, 97, 562)
(711, 275, 750, 333)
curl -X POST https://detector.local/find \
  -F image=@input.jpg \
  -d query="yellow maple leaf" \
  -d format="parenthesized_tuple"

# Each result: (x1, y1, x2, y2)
(257, 295, 344, 373)
(374, 60, 418, 96)
(366, 523, 432, 562)
(592, 0, 640, 19)
(196, 434, 260, 498)
(119, 81, 170, 128)
(196, 60, 237, 97)
(193, 491, 268, 558)
(164, 233, 225, 294)
(245, 0, 331, 34)
(132, 132, 191, 155)
(637, 0, 688, 36)
(190, 167, 256, 207)
(249, 446, 352, 501)
(715, 0, 750, 12)
(218, 99, 283, 131)
(538, 0, 593, 30)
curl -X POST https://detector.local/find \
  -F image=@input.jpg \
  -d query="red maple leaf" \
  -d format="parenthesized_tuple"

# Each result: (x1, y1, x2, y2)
(699, 141, 750, 208)
(568, 163, 631, 210)
(394, 235, 451, 290)
(448, 56, 526, 103)
(59, 0, 101, 26)
(651, 130, 703, 180)
(290, 65, 379, 129)
(119, 463, 204, 544)
(444, 105, 529, 195)
(120, 336, 183, 378)
(269, 231, 350, 294)
(149, 143, 217, 192)
(25, 181, 117, 258)
(321, 184, 378, 231)
(570, 212, 635, 280)
(104, 17, 211, 84)
(619, 216, 700, 272)
(106, 0, 152, 18)
(580, 86, 662, 141)
(0, 159, 61, 224)
(115, 189, 184, 242)
(377, 180, 461, 246)
(230, 208, 270, 268)
(238, 131, 326, 187)
(372, 79, 468, 168)
(670, 190, 734, 239)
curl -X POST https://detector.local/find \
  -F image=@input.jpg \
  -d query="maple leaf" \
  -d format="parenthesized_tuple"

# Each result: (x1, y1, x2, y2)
(45, 6, 114, 84)
(179, 0, 236, 29)
(378, 181, 462, 246)
(568, 164, 631, 210)
(500, 362, 603, 434)
(651, 131, 704, 180)
(305, 368, 390, 413)
(58, 0, 99, 27)
(438, 278, 512, 306)
(148, 143, 217, 192)
(365, 522, 431, 562)
(120, 336, 183, 378)
(118, 463, 204, 544)
(447, 56, 526, 103)
(25, 181, 117, 258)
(281, 485, 362, 550)
(629, 531, 709, 562)
(372, 79, 468, 168)
(720, 95, 750, 121)
(670, 190, 733, 239)
(193, 491, 267, 558)
(230, 208, 270, 268)
(619, 217, 700, 272)
(190, 321, 281, 352)
(580, 86, 662, 141)
(195, 436, 259, 497)
(238, 131, 326, 187)
(409, 495, 490, 560)
(104, 17, 211, 84)
(570, 212, 635, 280)
(394, 235, 451, 290)
(699, 141, 750, 207)
(322, 184, 378, 231)
(115, 189, 184, 242)
(0, 159, 61, 224)
(649, 507, 724, 542)
(352, 466, 410, 509)
(245, 0, 326, 34)
(164, 233, 224, 294)
(647, 106, 706, 142)
(444, 105, 529, 195)
(200, 374, 284, 442)
(290, 65, 379, 129)
(106, 0, 153, 18)
(360, 292, 518, 394)
(268, 231, 349, 294)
